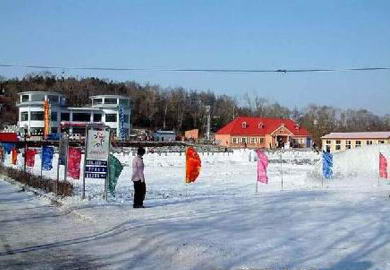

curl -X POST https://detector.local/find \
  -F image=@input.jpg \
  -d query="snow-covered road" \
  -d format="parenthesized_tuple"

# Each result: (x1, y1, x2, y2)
(2, 146, 390, 269)
(2, 178, 390, 269)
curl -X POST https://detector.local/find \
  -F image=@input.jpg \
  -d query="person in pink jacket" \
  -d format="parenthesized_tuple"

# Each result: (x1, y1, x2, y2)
(132, 147, 146, 208)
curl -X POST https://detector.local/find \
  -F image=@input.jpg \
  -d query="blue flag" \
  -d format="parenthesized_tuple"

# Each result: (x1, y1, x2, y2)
(322, 151, 333, 179)
(119, 105, 126, 140)
(1, 143, 16, 154)
(41, 146, 54, 171)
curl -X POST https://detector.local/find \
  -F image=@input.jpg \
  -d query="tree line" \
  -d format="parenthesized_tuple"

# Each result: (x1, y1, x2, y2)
(1, 73, 389, 145)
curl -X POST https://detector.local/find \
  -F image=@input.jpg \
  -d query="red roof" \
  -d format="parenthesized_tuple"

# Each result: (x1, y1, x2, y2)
(216, 116, 310, 136)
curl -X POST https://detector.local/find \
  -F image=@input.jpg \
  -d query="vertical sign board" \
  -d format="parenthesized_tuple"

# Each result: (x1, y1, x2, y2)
(83, 128, 110, 199)
(56, 134, 69, 196)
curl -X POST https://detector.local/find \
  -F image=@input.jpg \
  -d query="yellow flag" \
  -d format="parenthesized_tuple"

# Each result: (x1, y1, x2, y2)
(43, 100, 50, 139)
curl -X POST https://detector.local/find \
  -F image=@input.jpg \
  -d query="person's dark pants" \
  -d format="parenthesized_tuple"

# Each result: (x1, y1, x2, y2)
(133, 181, 146, 207)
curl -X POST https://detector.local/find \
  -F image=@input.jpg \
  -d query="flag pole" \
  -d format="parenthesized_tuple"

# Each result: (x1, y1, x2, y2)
(280, 151, 284, 191)
(40, 145, 43, 178)
(378, 149, 381, 187)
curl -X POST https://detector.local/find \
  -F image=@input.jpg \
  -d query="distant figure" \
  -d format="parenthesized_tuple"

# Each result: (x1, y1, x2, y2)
(312, 142, 319, 153)
(131, 147, 146, 208)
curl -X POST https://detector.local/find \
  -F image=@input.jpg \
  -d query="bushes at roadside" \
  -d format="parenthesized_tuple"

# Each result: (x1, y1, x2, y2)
(0, 164, 73, 197)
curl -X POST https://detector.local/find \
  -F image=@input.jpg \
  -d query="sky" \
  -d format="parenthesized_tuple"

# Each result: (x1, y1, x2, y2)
(1, 0, 390, 115)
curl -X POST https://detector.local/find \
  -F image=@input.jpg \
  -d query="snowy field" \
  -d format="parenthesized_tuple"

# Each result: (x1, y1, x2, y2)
(2, 146, 390, 269)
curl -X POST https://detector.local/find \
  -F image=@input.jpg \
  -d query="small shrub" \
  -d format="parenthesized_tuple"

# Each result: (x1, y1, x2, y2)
(0, 164, 73, 197)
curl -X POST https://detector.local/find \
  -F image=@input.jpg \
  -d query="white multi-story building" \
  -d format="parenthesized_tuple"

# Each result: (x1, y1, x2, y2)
(321, 132, 390, 152)
(17, 91, 131, 139)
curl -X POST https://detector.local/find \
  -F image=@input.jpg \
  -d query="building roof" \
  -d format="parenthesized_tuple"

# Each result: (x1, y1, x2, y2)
(215, 116, 310, 136)
(321, 132, 390, 139)
(90, 95, 130, 99)
(67, 107, 101, 111)
(17, 91, 64, 96)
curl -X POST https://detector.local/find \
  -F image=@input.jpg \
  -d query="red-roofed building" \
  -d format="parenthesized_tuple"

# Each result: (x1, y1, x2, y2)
(215, 116, 311, 149)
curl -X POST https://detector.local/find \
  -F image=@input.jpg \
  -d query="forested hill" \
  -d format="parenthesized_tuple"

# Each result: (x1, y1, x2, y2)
(1, 73, 390, 144)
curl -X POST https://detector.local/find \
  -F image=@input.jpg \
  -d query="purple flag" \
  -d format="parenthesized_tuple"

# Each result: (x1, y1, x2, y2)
(256, 149, 269, 184)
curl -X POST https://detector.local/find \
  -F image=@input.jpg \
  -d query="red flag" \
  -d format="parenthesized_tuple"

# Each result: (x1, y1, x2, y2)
(67, 147, 82, 179)
(379, 153, 388, 179)
(11, 148, 18, 165)
(26, 149, 37, 167)
(185, 147, 201, 183)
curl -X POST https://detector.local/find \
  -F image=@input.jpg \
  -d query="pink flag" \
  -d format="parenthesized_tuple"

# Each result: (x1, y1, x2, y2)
(379, 153, 388, 179)
(67, 147, 82, 179)
(256, 149, 269, 184)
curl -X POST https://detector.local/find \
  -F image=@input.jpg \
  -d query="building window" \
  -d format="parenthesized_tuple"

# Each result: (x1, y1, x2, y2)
(30, 127, 43, 135)
(20, 112, 28, 121)
(251, 137, 256, 144)
(30, 111, 44, 121)
(336, 140, 341, 144)
(356, 141, 361, 147)
(258, 122, 264, 129)
(119, 99, 129, 106)
(104, 98, 117, 105)
(31, 94, 45, 102)
(51, 127, 58, 134)
(51, 112, 57, 121)
(241, 122, 247, 128)
(346, 140, 351, 145)
(48, 95, 59, 104)
(336, 145, 341, 150)
(259, 138, 264, 143)
(61, 113, 70, 121)
(232, 138, 237, 144)
(21, 95, 29, 102)
(105, 114, 117, 122)
(72, 127, 86, 136)
(242, 137, 247, 143)
(326, 140, 331, 144)
(93, 98, 103, 105)
(73, 113, 91, 122)
(367, 140, 373, 145)
(93, 113, 102, 122)
(346, 145, 351, 150)
(379, 140, 385, 144)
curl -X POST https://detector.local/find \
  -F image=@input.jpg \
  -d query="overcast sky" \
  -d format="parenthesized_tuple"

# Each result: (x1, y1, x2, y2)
(1, 0, 389, 115)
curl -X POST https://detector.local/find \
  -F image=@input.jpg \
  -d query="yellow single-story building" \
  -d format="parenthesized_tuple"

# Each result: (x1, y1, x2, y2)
(321, 132, 390, 152)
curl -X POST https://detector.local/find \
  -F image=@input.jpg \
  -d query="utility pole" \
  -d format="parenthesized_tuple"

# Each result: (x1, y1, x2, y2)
(205, 105, 211, 141)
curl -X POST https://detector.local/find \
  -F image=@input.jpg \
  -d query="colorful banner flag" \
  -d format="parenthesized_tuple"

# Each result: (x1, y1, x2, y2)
(67, 147, 82, 179)
(0, 146, 4, 163)
(11, 148, 18, 165)
(1, 143, 16, 154)
(185, 147, 201, 183)
(43, 100, 50, 139)
(58, 135, 69, 166)
(26, 149, 37, 167)
(255, 149, 269, 184)
(119, 105, 126, 140)
(108, 154, 124, 196)
(322, 151, 333, 179)
(379, 152, 388, 179)
(41, 146, 54, 171)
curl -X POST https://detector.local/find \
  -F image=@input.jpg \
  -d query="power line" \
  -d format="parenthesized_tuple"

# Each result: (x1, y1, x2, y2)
(0, 63, 390, 73)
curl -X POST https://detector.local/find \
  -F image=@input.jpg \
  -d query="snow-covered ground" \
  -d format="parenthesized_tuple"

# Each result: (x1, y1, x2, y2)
(2, 146, 390, 269)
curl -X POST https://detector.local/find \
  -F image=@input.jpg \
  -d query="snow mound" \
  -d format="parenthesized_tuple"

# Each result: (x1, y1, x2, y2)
(311, 144, 390, 179)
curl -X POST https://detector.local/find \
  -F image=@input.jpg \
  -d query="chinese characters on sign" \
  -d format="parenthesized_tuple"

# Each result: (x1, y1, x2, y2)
(85, 130, 110, 179)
